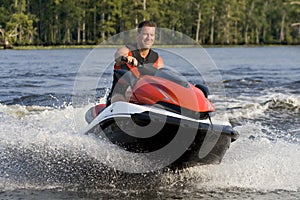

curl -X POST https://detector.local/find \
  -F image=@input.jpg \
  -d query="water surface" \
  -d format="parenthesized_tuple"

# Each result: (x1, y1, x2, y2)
(0, 46, 299, 199)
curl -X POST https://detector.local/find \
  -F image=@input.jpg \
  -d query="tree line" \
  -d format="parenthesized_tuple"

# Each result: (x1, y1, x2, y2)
(1, 0, 300, 48)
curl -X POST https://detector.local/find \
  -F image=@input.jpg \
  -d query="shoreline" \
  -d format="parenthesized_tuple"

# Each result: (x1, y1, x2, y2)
(1, 43, 300, 50)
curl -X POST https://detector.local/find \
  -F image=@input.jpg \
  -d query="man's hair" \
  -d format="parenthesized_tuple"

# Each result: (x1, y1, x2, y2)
(137, 21, 156, 33)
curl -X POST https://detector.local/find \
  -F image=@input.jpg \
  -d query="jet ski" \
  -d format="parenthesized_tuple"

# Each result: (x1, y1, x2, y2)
(82, 57, 239, 170)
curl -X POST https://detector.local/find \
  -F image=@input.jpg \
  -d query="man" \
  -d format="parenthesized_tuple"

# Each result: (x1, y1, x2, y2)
(107, 20, 164, 105)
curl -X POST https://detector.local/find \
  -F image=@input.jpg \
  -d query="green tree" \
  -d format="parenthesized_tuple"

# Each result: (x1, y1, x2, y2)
(290, 1, 300, 43)
(2, 0, 300, 46)
(2, 0, 37, 45)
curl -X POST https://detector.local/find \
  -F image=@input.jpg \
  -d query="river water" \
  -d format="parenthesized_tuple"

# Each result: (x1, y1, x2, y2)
(0, 46, 299, 199)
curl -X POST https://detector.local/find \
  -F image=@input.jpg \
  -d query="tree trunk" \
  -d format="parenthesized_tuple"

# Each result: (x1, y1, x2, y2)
(77, 20, 81, 43)
(143, 0, 146, 21)
(210, 6, 215, 44)
(53, 14, 59, 43)
(290, 1, 300, 5)
(292, 23, 300, 43)
(67, 27, 70, 44)
(82, 9, 86, 44)
(93, 6, 97, 41)
(4, 39, 13, 49)
(225, 4, 231, 44)
(261, 0, 270, 44)
(101, 12, 105, 40)
(234, 21, 238, 44)
(0, 28, 13, 49)
(195, 3, 201, 43)
(299, 25, 300, 43)
(244, 1, 255, 44)
(256, 27, 259, 44)
(135, 0, 139, 26)
(0, 28, 5, 48)
(244, 24, 249, 44)
(280, 13, 286, 43)
(19, 24, 22, 43)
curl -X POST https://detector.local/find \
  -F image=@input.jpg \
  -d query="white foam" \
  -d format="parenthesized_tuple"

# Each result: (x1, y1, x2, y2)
(1, 104, 299, 192)
(172, 123, 300, 192)
(0, 103, 161, 176)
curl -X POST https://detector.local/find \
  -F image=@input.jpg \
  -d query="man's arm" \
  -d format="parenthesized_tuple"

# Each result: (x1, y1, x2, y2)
(114, 47, 130, 65)
(114, 47, 138, 66)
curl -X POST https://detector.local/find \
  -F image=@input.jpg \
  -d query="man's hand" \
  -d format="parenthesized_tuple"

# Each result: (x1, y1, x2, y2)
(114, 47, 138, 66)
(126, 56, 138, 66)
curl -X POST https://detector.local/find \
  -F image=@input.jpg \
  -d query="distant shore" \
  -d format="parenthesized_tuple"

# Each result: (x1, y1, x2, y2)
(1, 43, 299, 50)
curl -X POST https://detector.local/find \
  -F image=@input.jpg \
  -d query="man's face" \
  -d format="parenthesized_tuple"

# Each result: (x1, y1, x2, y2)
(137, 26, 156, 49)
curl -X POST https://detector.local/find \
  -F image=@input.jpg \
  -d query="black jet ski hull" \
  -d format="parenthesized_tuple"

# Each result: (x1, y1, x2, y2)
(84, 103, 238, 169)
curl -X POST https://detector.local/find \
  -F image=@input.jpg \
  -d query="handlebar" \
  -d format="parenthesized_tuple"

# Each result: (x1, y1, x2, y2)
(121, 56, 142, 67)
(120, 56, 157, 76)
(120, 56, 129, 63)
